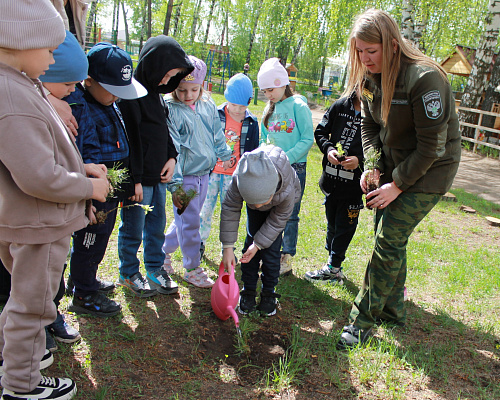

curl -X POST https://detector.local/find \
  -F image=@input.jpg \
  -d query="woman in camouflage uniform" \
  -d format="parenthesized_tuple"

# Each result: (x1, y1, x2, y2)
(337, 9, 461, 349)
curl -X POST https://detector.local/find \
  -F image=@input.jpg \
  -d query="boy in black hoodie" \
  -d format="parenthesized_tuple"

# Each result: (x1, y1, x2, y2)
(117, 36, 193, 297)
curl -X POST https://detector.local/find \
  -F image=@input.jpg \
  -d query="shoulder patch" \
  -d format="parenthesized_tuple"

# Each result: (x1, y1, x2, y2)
(422, 90, 443, 119)
(362, 88, 373, 102)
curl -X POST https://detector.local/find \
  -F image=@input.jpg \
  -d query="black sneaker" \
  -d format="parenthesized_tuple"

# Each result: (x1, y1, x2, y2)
(336, 324, 373, 350)
(1, 376, 77, 399)
(257, 291, 281, 317)
(68, 292, 121, 318)
(47, 313, 81, 343)
(304, 264, 344, 285)
(65, 276, 115, 296)
(0, 349, 53, 377)
(238, 289, 257, 315)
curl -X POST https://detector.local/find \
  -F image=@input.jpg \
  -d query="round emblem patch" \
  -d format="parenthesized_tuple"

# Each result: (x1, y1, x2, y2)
(274, 78, 281, 87)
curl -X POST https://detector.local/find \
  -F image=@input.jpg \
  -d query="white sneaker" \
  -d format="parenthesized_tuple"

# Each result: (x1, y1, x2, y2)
(184, 267, 214, 288)
(279, 254, 293, 276)
(1, 376, 76, 399)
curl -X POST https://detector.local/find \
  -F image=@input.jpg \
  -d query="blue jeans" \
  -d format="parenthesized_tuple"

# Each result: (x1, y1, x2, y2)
(118, 183, 167, 277)
(282, 162, 306, 256)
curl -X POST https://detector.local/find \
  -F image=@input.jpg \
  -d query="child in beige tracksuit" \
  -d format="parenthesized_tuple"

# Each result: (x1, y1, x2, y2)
(0, 1, 109, 398)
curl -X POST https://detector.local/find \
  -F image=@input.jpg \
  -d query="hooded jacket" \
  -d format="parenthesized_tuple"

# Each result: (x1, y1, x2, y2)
(260, 94, 314, 164)
(220, 146, 301, 250)
(0, 63, 93, 244)
(118, 35, 193, 187)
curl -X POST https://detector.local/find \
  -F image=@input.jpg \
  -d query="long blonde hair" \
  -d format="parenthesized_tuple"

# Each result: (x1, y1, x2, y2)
(344, 9, 447, 125)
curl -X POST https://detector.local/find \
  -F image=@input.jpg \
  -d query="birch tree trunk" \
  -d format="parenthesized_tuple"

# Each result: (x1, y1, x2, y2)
(173, 3, 182, 37)
(480, 53, 500, 129)
(460, 0, 500, 137)
(203, 0, 217, 45)
(245, 3, 262, 65)
(291, 37, 303, 64)
(121, 1, 129, 49)
(401, 0, 415, 42)
(191, 0, 202, 42)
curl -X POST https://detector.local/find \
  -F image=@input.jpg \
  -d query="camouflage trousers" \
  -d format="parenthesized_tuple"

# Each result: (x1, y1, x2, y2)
(349, 192, 441, 329)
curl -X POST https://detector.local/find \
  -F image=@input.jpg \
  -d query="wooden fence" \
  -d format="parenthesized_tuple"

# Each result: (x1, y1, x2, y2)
(457, 106, 500, 154)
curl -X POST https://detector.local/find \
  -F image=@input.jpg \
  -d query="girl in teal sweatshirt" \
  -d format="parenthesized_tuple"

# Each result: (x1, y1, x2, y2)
(257, 58, 314, 276)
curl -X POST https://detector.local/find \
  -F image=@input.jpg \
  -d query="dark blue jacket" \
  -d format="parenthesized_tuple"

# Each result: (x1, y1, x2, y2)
(217, 102, 259, 156)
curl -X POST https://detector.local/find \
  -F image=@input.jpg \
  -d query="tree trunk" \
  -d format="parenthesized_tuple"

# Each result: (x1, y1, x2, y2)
(460, 0, 500, 137)
(173, 3, 182, 36)
(319, 38, 330, 88)
(481, 52, 500, 129)
(111, 0, 117, 43)
(121, 1, 130, 50)
(146, 0, 152, 39)
(163, 0, 174, 36)
(191, 0, 202, 42)
(139, 0, 147, 53)
(291, 37, 303, 64)
(114, 0, 120, 45)
(245, 3, 262, 65)
(401, 0, 415, 43)
(203, 0, 217, 45)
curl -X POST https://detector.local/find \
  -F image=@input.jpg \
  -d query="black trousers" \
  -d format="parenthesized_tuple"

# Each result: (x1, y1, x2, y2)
(241, 206, 282, 292)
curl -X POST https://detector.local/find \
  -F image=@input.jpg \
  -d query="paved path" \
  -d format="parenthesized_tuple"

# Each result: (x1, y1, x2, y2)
(309, 107, 500, 205)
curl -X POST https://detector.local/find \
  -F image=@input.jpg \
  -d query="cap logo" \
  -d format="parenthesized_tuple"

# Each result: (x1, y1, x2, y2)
(274, 78, 281, 87)
(184, 74, 195, 81)
(121, 65, 132, 82)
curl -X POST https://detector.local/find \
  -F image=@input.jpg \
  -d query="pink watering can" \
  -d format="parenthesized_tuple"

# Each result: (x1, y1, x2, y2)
(211, 262, 241, 335)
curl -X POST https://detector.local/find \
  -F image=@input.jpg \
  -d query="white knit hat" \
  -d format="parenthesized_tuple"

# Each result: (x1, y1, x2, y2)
(257, 58, 290, 90)
(0, 0, 65, 50)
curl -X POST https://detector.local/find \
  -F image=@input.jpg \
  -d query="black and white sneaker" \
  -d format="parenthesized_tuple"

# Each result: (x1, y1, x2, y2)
(336, 324, 372, 350)
(304, 265, 344, 285)
(238, 289, 257, 315)
(68, 292, 121, 318)
(0, 349, 53, 377)
(1, 376, 76, 400)
(257, 291, 281, 317)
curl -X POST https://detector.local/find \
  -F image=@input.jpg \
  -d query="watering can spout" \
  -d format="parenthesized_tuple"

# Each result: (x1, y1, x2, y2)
(227, 306, 239, 328)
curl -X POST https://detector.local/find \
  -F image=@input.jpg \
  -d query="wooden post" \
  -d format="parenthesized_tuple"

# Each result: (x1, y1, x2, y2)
(473, 112, 484, 153)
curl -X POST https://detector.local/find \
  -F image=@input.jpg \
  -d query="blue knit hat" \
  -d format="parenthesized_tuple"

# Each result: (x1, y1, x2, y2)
(225, 73, 253, 106)
(39, 31, 88, 83)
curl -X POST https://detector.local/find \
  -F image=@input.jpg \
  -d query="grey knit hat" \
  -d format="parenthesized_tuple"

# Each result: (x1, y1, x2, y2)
(236, 147, 279, 205)
(0, 0, 65, 50)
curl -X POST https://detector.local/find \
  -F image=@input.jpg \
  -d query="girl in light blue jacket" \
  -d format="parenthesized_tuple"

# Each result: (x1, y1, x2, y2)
(258, 58, 314, 277)
(163, 56, 232, 288)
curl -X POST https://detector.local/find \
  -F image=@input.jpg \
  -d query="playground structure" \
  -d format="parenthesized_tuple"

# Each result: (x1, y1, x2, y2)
(205, 45, 231, 93)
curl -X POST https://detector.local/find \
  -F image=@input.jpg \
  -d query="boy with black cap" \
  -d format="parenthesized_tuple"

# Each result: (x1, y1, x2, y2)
(0, 1, 109, 398)
(62, 42, 147, 317)
(220, 145, 301, 316)
(117, 35, 193, 298)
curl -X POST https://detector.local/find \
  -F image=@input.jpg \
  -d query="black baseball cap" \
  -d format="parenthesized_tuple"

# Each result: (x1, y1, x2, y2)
(87, 42, 147, 100)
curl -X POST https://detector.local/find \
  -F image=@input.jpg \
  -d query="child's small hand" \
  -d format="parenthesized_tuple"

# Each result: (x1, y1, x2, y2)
(222, 159, 232, 171)
(161, 158, 176, 182)
(172, 192, 183, 209)
(222, 247, 236, 270)
(87, 204, 97, 225)
(327, 149, 340, 165)
(129, 183, 143, 202)
(90, 177, 109, 202)
(340, 156, 359, 171)
(84, 163, 107, 179)
(240, 243, 259, 264)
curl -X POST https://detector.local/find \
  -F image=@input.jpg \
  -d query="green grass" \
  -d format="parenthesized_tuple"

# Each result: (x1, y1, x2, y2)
(1, 144, 500, 398)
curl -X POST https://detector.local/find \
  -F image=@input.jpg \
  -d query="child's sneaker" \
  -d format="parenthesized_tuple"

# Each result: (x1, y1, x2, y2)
(0, 350, 53, 377)
(65, 275, 114, 296)
(68, 292, 122, 317)
(304, 264, 344, 285)
(146, 268, 178, 295)
(279, 254, 293, 276)
(1, 376, 77, 400)
(336, 324, 372, 350)
(162, 254, 175, 275)
(238, 289, 257, 315)
(47, 313, 81, 344)
(184, 267, 214, 288)
(118, 272, 157, 298)
(257, 291, 281, 317)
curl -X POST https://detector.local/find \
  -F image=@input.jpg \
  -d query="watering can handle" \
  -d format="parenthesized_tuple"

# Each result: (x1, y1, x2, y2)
(218, 261, 235, 277)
